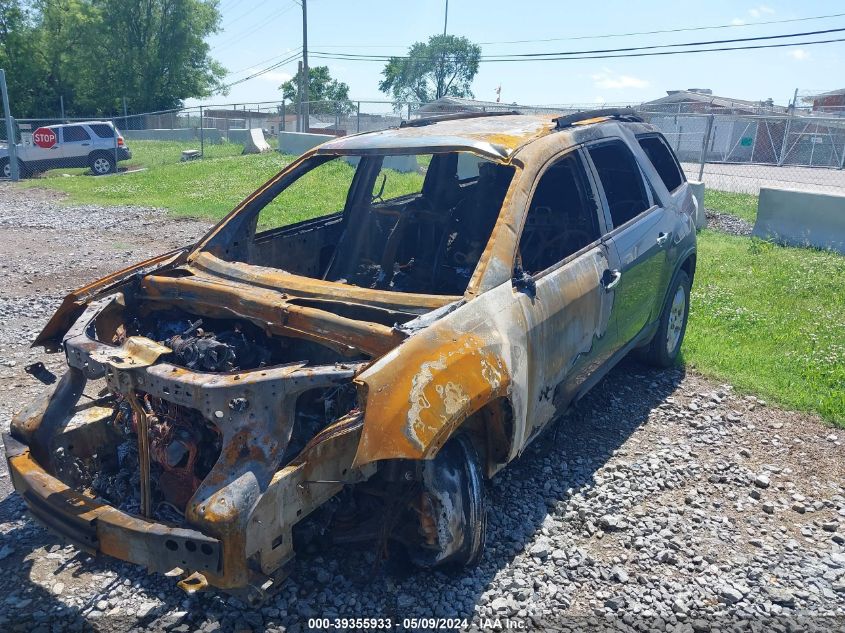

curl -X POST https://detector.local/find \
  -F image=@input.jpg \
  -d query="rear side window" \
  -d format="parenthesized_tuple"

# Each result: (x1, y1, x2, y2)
(638, 135, 684, 191)
(89, 124, 115, 138)
(62, 125, 90, 142)
(587, 141, 650, 229)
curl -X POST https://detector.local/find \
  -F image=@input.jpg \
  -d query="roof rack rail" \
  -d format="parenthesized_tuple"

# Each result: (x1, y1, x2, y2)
(400, 110, 521, 128)
(553, 107, 642, 130)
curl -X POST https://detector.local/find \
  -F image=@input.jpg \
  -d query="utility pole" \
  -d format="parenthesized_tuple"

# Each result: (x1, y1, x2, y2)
(301, 0, 309, 133)
(297, 60, 303, 132)
(443, 0, 448, 35)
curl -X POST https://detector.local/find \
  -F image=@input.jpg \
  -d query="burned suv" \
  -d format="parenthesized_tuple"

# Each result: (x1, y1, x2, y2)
(5, 109, 696, 602)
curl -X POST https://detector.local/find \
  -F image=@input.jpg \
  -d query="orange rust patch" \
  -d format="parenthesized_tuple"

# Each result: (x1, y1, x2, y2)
(353, 330, 510, 466)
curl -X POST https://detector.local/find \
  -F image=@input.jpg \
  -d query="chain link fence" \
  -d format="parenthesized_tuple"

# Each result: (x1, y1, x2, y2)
(637, 108, 845, 195)
(2, 93, 845, 196)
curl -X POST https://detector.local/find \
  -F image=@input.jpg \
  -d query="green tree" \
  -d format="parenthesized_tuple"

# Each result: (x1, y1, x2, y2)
(378, 34, 481, 104)
(0, 0, 51, 117)
(90, 0, 227, 114)
(280, 65, 353, 115)
(1, 0, 225, 117)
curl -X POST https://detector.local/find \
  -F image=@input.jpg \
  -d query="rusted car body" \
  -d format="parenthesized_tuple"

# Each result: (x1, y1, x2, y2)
(4, 110, 696, 602)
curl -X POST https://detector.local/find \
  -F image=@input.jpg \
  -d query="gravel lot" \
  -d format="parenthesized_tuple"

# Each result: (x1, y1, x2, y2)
(1, 182, 844, 632)
(703, 209, 754, 237)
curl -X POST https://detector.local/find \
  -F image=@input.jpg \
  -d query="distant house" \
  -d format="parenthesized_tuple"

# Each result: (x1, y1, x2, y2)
(640, 89, 845, 167)
(803, 89, 845, 115)
(640, 89, 786, 115)
(415, 96, 523, 114)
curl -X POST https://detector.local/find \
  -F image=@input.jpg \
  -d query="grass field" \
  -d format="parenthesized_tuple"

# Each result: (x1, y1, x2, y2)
(20, 140, 294, 221)
(684, 231, 844, 425)
(704, 189, 758, 223)
(14, 146, 845, 425)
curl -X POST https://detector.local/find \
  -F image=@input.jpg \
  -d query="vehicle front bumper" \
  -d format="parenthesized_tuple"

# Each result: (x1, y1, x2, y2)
(3, 431, 221, 574)
(6, 293, 375, 600)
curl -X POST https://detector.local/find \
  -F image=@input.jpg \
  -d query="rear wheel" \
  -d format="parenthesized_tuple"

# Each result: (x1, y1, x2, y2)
(1, 158, 28, 179)
(639, 270, 691, 368)
(89, 152, 115, 175)
(407, 434, 487, 569)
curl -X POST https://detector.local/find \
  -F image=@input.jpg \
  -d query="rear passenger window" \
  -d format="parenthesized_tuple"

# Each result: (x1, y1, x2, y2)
(638, 135, 684, 191)
(62, 126, 90, 142)
(518, 152, 601, 275)
(89, 124, 115, 138)
(588, 141, 650, 229)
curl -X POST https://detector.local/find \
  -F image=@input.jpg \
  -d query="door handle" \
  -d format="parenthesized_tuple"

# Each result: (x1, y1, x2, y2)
(601, 268, 621, 291)
(81, 143, 90, 146)
(656, 232, 670, 246)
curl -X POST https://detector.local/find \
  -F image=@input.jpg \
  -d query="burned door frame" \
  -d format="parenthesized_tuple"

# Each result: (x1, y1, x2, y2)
(509, 145, 614, 443)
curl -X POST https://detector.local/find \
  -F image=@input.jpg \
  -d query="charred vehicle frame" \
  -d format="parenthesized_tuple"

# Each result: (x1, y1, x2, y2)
(5, 109, 697, 602)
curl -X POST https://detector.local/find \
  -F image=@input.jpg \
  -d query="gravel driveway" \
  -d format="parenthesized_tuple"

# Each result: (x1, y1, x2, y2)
(1, 182, 843, 632)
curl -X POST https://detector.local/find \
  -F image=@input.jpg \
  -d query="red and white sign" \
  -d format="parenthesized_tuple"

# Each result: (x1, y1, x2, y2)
(33, 127, 57, 149)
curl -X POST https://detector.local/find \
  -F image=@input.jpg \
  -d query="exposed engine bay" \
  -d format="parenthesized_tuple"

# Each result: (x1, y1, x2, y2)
(53, 306, 359, 521)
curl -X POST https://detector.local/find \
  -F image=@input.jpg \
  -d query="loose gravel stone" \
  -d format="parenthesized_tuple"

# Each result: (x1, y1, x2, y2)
(705, 208, 754, 236)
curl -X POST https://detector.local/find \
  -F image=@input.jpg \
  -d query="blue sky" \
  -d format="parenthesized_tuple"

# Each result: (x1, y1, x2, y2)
(196, 0, 845, 108)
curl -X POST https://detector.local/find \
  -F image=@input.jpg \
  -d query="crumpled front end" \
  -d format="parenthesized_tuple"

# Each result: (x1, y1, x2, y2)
(5, 292, 376, 602)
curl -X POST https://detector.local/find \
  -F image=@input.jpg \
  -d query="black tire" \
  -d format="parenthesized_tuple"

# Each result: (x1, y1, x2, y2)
(1, 158, 29, 179)
(89, 152, 116, 175)
(639, 270, 691, 368)
(407, 434, 487, 569)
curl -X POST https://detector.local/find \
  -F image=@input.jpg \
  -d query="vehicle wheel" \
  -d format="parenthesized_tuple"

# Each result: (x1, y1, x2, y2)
(639, 270, 691, 368)
(1, 158, 28, 179)
(407, 434, 487, 569)
(89, 153, 115, 175)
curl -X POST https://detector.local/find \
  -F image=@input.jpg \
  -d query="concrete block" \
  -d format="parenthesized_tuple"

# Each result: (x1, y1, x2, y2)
(228, 128, 271, 154)
(343, 155, 421, 173)
(123, 128, 222, 144)
(752, 187, 845, 254)
(278, 131, 334, 156)
(687, 180, 707, 230)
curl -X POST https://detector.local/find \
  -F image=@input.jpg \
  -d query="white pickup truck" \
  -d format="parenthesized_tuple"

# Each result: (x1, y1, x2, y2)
(1, 120, 132, 178)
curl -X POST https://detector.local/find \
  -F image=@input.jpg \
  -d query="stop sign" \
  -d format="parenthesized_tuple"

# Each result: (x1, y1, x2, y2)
(33, 127, 57, 148)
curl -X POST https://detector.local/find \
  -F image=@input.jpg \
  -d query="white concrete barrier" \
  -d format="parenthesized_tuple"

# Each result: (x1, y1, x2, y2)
(687, 180, 707, 230)
(343, 155, 420, 173)
(123, 128, 222, 144)
(752, 187, 845, 254)
(278, 131, 334, 156)
(228, 128, 271, 154)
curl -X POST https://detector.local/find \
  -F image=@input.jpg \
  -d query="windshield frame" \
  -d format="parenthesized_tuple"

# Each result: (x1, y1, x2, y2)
(190, 146, 517, 300)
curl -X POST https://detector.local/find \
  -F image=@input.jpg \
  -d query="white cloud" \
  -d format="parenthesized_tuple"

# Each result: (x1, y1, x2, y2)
(731, 18, 746, 25)
(748, 5, 775, 19)
(591, 69, 650, 90)
(788, 49, 811, 61)
(259, 71, 292, 84)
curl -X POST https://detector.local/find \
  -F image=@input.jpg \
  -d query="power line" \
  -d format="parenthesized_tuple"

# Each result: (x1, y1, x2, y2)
(310, 36, 845, 64)
(219, 0, 273, 31)
(310, 26, 845, 62)
(221, 51, 302, 90)
(476, 11, 845, 45)
(212, 1, 298, 53)
(309, 11, 845, 49)
(225, 48, 303, 77)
